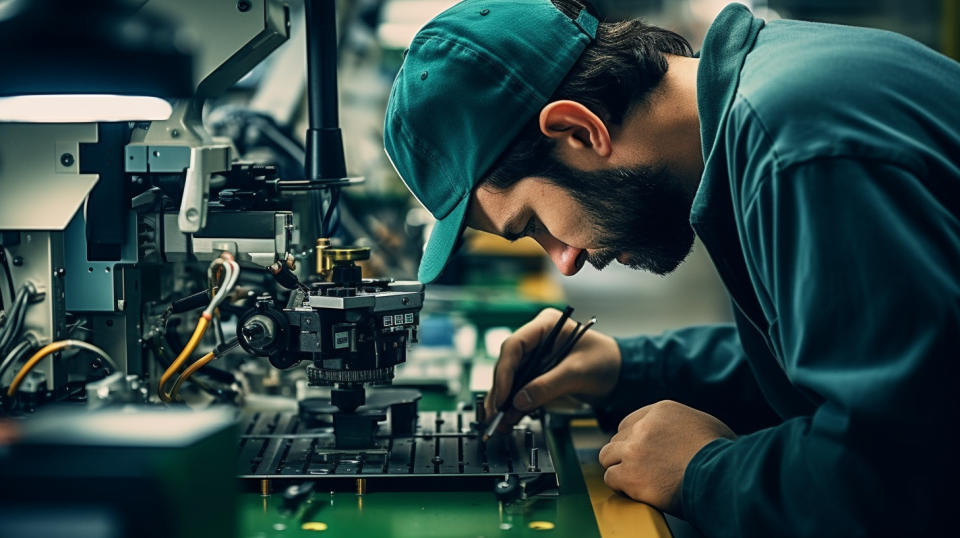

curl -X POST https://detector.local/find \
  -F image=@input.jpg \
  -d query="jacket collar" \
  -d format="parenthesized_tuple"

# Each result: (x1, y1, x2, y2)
(690, 3, 765, 224)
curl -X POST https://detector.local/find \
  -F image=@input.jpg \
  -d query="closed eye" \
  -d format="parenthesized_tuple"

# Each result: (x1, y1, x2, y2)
(505, 217, 539, 243)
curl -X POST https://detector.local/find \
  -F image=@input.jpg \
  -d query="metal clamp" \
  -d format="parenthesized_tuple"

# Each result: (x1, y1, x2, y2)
(178, 145, 230, 233)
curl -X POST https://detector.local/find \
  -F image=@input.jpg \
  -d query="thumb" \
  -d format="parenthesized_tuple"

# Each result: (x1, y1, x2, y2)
(512, 366, 576, 412)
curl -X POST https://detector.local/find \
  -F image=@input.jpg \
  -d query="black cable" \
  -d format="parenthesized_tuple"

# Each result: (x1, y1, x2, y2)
(312, 190, 325, 237)
(0, 287, 28, 358)
(0, 248, 14, 312)
(0, 337, 34, 383)
(321, 187, 340, 237)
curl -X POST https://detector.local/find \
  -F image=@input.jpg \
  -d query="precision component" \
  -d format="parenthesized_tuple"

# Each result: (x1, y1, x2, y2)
(237, 250, 424, 448)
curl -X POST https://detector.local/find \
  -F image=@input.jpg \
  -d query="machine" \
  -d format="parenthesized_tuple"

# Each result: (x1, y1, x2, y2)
(0, 0, 559, 520)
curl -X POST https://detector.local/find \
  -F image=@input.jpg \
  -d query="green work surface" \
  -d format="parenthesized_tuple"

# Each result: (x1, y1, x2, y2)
(240, 490, 600, 537)
(238, 377, 602, 536)
(237, 415, 602, 537)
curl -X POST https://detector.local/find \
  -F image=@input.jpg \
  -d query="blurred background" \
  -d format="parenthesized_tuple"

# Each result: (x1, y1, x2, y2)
(209, 0, 958, 368)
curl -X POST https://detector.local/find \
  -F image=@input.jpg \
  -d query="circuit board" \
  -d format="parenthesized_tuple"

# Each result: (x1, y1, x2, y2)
(237, 410, 557, 490)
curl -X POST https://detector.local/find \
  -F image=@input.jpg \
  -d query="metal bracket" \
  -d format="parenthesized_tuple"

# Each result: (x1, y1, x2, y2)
(178, 145, 230, 233)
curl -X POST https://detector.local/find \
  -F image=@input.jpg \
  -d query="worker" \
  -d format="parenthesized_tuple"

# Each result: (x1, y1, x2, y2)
(384, 0, 960, 535)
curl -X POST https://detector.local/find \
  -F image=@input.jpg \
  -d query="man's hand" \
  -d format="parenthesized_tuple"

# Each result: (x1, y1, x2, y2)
(598, 400, 736, 515)
(484, 307, 621, 430)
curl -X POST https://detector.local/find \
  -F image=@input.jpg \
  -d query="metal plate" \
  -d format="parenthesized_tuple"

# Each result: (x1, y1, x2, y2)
(237, 410, 556, 488)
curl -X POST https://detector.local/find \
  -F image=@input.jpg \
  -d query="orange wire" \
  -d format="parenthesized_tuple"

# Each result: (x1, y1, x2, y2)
(157, 314, 210, 402)
(169, 351, 217, 401)
(6, 341, 70, 396)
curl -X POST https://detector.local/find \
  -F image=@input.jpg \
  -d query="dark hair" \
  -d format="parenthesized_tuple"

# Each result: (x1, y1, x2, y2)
(482, 0, 693, 190)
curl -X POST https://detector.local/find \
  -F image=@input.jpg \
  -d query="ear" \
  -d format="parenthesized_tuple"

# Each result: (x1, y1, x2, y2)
(538, 100, 612, 158)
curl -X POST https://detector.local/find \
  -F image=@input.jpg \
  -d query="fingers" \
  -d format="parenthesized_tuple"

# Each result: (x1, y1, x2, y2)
(603, 463, 624, 493)
(484, 308, 562, 418)
(513, 365, 576, 412)
(497, 365, 578, 429)
(598, 440, 623, 469)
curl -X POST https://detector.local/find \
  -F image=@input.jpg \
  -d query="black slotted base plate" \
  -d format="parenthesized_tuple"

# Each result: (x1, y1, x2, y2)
(237, 410, 556, 490)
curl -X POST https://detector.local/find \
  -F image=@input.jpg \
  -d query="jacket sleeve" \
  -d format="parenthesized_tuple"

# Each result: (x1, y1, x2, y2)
(682, 157, 959, 536)
(594, 324, 780, 434)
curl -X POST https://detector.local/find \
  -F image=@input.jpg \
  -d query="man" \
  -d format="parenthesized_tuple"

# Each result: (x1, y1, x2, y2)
(384, 0, 960, 535)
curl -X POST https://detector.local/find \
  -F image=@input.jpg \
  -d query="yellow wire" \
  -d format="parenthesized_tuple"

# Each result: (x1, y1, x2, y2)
(158, 315, 210, 402)
(6, 341, 71, 396)
(169, 351, 217, 401)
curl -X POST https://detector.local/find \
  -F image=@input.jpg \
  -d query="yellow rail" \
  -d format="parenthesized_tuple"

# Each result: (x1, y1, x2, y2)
(571, 418, 673, 538)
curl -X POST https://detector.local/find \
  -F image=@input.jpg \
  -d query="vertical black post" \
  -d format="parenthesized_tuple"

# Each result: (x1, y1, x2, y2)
(303, 0, 346, 182)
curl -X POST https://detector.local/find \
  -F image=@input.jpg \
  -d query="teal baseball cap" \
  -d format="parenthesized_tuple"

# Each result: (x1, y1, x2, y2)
(384, 0, 598, 283)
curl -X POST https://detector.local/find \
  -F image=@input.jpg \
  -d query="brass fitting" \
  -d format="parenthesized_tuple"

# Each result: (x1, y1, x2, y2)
(315, 238, 371, 281)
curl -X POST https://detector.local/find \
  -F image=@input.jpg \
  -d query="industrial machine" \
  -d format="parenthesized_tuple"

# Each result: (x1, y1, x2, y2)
(0, 2, 560, 530)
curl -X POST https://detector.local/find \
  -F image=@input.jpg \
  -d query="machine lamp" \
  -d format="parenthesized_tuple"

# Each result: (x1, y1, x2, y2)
(0, 0, 194, 122)
(0, 94, 173, 123)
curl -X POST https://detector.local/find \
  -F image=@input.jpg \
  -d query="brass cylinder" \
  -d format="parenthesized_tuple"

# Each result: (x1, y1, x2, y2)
(355, 478, 367, 495)
(260, 478, 271, 496)
(316, 237, 332, 277)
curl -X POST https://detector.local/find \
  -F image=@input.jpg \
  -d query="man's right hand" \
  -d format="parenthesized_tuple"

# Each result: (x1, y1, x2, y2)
(483, 307, 622, 430)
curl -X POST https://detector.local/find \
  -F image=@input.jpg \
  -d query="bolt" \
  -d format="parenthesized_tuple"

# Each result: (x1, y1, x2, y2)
(12, 256, 23, 266)
(90, 359, 102, 370)
(420, 71, 428, 81)
(170, 129, 180, 138)
(402, 297, 409, 304)
(60, 153, 75, 167)
(237, 0, 251, 12)
(432, 456, 443, 465)
(529, 447, 539, 471)
(54, 268, 65, 278)
(475, 394, 485, 425)
(480, 8, 490, 15)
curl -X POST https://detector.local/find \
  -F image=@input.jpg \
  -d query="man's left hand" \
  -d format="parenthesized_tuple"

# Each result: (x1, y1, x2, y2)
(598, 400, 736, 515)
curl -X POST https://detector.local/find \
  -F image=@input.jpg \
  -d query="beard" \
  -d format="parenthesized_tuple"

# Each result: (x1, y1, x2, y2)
(542, 161, 697, 275)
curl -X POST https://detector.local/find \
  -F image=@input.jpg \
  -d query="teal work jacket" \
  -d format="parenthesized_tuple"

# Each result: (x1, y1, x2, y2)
(597, 5, 960, 535)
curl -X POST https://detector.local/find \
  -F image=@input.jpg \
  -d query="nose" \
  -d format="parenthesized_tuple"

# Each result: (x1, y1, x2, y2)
(536, 234, 585, 276)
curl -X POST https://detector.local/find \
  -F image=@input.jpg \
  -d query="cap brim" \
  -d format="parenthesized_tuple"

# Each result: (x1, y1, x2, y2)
(417, 194, 470, 283)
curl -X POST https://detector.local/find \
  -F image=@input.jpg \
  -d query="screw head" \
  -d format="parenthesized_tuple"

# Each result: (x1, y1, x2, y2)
(420, 71, 429, 81)
(60, 153, 75, 167)
(11, 256, 23, 266)
(237, 0, 251, 12)
(480, 9, 490, 15)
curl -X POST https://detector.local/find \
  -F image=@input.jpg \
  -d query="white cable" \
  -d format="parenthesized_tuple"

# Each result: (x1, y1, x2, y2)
(203, 258, 239, 317)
